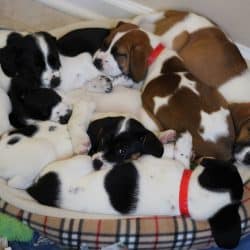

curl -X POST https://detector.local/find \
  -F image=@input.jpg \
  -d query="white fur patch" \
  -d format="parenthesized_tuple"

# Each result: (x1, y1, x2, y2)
(153, 95, 171, 114)
(133, 12, 165, 33)
(161, 13, 214, 48)
(218, 69, 250, 103)
(0, 89, 12, 135)
(36, 35, 60, 87)
(178, 72, 199, 95)
(199, 108, 230, 142)
(117, 118, 129, 134)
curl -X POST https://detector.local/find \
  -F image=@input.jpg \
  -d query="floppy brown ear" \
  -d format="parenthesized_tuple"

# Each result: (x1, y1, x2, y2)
(129, 44, 150, 83)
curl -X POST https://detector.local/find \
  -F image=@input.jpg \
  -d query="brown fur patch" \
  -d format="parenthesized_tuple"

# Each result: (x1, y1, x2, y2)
(173, 31, 190, 51)
(230, 103, 250, 134)
(161, 56, 186, 73)
(236, 120, 250, 144)
(179, 27, 247, 87)
(154, 10, 188, 35)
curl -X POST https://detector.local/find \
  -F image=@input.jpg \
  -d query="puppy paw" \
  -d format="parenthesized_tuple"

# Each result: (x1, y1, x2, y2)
(72, 132, 91, 155)
(87, 75, 113, 93)
(159, 129, 177, 144)
(174, 131, 193, 168)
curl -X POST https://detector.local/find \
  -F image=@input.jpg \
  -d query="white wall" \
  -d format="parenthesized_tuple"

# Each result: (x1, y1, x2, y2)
(37, 0, 250, 47)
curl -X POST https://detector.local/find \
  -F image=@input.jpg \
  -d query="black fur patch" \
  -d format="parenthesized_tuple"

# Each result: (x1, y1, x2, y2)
(49, 125, 57, 132)
(199, 158, 243, 201)
(104, 162, 138, 214)
(27, 172, 60, 207)
(7, 136, 21, 145)
(209, 203, 241, 249)
(9, 124, 38, 137)
(57, 28, 110, 56)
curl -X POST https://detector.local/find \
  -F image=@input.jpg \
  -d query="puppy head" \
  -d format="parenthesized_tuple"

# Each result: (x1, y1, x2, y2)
(93, 22, 152, 83)
(88, 117, 163, 169)
(0, 31, 61, 88)
(21, 88, 72, 124)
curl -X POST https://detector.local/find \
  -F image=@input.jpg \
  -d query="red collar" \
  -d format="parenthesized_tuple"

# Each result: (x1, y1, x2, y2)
(179, 169, 192, 217)
(147, 43, 166, 66)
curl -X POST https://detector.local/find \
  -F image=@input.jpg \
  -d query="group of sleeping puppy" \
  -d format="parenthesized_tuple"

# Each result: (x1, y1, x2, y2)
(0, 10, 250, 248)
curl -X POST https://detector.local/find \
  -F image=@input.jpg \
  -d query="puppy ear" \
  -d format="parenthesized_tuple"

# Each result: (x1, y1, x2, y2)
(209, 203, 241, 249)
(142, 131, 164, 157)
(0, 32, 23, 77)
(129, 44, 150, 83)
(199, 158, 243, 201)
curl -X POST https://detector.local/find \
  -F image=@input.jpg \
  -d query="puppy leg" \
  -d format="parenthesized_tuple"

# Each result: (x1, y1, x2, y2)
(68, 100, 96, 154)
(86, 75, 113, 93)
(0, 89, 12, 135)
(174, 131, 193, 168)
(112, 74, 140, 89)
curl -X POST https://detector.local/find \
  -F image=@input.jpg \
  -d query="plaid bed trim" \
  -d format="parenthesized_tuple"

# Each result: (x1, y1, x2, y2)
(1, 185, 250, 250)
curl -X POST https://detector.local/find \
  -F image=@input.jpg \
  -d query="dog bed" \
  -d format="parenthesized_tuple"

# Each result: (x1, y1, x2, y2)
(0, 177, 250, 249)
(0, 19, 250, 250)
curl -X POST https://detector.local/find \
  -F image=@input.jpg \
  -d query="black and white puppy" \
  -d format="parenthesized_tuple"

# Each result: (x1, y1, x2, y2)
(28, 151, 243, 249)
(0, 28, 112, 131)
(0, 90, 158, 189)
(88, 116, 163, 170)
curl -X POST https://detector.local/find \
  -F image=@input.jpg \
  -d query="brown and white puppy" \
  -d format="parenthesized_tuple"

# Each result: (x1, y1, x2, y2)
(94, 22, 235, 161)
(133, 10, 250, 161)
(133, 10, 248, 89)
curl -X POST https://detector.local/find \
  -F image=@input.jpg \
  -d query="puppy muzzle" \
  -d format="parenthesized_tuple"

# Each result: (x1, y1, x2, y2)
(59, 109, 72, 124)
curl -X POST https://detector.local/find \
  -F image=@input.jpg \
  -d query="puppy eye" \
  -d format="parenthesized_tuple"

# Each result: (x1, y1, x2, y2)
(139, 136, 145, 141)
(118, 148, 127, 158)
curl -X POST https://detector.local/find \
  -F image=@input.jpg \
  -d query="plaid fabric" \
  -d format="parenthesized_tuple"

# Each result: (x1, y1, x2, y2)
(1, 184, 250, 250)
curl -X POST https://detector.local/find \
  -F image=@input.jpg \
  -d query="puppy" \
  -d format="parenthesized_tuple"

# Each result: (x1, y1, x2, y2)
(133, 10, 248, 90)
(0, 89, 155, 189)
(134, 10, 250, 164)
(93, 22, 235, 161)
(0, 28, 112, 131)
(28, 150, 243, 249)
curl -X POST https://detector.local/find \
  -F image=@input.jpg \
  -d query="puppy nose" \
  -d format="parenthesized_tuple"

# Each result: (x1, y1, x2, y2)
(243, 153, 250, 165)
(93, 58, 103, 70)
(59, 109, 72, 124)
(50, 77, 60, 88)
(93, 159, 103, 170)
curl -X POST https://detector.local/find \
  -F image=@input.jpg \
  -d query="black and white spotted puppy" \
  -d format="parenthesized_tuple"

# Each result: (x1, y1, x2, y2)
(28, 149, 243, 249)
